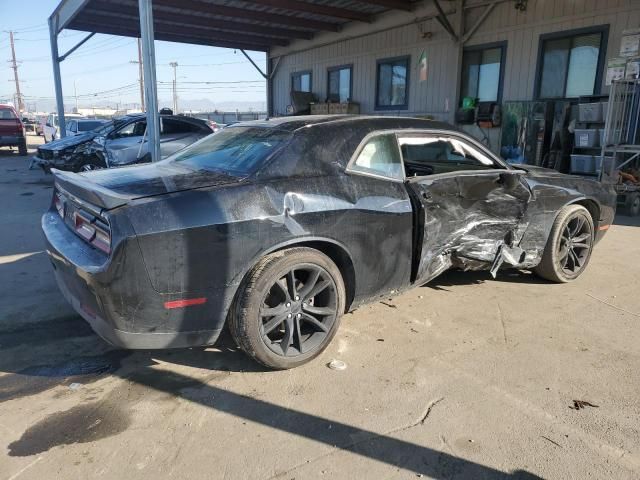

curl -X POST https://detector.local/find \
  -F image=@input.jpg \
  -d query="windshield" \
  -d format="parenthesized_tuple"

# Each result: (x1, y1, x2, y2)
(79, 121, 106, 132)
(93, 121, 115, 135)
(165, 126, 291, 175)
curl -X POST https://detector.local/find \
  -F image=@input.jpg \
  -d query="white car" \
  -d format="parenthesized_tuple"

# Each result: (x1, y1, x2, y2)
(42, 113, 84, 143)
(65, 118, 108, 137)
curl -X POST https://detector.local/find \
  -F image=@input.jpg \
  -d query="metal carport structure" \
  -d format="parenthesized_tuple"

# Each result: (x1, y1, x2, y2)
(48, 0, 423, 161)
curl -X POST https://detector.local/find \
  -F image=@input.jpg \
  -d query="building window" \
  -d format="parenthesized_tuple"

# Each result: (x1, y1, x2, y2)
(327, 65, 352, 102)
(460, 43, 506, 104)
(376, 56, 410, 110)
(291, 71, 312, 92)
(536, 26, 609, 99)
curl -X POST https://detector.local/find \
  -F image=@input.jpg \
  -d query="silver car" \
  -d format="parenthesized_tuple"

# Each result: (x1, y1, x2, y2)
(93, 115, 215, 168)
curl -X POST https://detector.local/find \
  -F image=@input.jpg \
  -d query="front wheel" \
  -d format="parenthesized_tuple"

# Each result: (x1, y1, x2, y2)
(76, 156, 106, 173)
(229, 247, 345, 369)
(534, 205, 594, 283)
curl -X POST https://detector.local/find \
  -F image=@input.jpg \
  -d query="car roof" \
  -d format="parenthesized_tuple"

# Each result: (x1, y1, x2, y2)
(230, 115, 453, 133)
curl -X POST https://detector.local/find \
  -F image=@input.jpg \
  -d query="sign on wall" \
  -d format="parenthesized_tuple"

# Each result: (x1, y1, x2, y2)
(418, 50, 428, 82)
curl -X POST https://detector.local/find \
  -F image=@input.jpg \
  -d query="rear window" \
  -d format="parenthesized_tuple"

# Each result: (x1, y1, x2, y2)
(162, 118, 202, 134)
(78, 121, 105, 132)
(0, 108, 17, 120)
(165, 126, 291, 175)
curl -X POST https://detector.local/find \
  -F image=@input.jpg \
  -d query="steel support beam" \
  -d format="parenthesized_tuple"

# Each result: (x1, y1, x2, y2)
(48, 16, 66, 138)
(461, 1, 496, 44)
(58, 32, 95, 61)
(433, 0, 459, 42)
(138, 0, 160, 162)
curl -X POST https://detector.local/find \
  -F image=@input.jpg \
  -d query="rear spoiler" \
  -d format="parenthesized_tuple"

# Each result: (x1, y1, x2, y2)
(52, 169, 131, 210)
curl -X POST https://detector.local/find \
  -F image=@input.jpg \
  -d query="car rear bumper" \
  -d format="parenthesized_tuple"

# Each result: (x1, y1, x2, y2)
(42, 209, 227, 349)
(0, 135, 24, 147)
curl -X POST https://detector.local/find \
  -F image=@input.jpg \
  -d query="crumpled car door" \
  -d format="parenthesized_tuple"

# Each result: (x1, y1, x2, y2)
(408, 170, 531, 284)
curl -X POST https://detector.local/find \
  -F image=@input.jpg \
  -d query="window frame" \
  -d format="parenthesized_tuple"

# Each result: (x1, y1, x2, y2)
(375, 55, 411, 111)
(291, 70, 313, 93)
(533, 25, 609, 100)
(327, 64, 353, 103)
(460, 41, 507, 105)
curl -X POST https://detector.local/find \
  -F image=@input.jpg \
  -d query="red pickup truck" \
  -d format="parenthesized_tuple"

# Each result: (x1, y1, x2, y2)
(0, 104, 27, 155)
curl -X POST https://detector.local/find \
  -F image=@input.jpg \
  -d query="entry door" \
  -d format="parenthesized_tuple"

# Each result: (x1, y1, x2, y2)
(400, 134, 531, 284)
(104, 119, 148, 165)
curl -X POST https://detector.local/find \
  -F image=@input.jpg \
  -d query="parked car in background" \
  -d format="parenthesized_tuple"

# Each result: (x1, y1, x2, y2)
(35, 116, 46, 136)
(21, 116, 38, 134)
(33, 114, 213, 172)
(0, 104, 27, 155)
(42, 116, 616, 370)
(65, 118, 108, 137)
(43, 112, 84, 143)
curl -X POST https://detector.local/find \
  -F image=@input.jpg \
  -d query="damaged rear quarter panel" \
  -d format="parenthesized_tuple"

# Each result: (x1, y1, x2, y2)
(125, 173, 414, 305)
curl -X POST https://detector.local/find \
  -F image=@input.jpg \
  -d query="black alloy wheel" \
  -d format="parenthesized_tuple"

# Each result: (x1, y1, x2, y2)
(534, 204, 594, 283)
(556, 213, 593, 276)
(230, 247, 345, 369)
(260, 264, 338, 357)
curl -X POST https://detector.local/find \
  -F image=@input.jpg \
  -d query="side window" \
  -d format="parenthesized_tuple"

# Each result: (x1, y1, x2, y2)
(161, 119, 200, 135)
(68, 121, 77, 132)
(399, 136, 498, 177)
(115, 120, 146, 138)
(350, 134, 404, 180)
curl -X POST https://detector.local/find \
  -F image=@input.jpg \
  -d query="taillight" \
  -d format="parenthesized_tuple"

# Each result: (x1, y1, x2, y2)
(73, 211, 111, 254)
(54, 192, 65, 218)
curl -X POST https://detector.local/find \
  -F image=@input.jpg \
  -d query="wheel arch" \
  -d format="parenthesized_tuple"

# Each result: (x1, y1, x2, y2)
(568, 197, 600, 230)
(233, 237, 357, 312)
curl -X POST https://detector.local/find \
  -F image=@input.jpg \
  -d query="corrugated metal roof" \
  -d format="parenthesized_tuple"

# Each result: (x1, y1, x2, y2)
(59, 0, 419, 52)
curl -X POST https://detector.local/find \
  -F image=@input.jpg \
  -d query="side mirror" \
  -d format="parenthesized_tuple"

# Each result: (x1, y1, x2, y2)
(499, 172, 521, 190)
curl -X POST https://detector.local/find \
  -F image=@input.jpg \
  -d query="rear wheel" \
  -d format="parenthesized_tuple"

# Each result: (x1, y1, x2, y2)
(534, 205, 594, 283)
(18, 139, 27, 156)
(229, 247, 345, 369)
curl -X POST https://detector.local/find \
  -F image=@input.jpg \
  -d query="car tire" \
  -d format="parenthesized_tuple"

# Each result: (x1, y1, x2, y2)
(625, 192, 640, 217)
(534, 205, 595, 283)
(229, 247, 345, 370)
(18, 140, 27, 156)
(76, 157, 106, 173)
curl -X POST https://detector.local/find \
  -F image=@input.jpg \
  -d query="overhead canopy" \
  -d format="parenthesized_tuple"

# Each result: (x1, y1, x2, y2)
(51, 0, 420, 52)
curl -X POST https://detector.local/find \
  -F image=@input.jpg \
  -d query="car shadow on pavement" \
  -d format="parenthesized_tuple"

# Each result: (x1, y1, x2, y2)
(426, 269, 548, 291)
(2, 318, 540, 478)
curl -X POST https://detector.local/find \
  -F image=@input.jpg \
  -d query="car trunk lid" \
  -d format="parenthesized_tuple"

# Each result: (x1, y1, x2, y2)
(52, 162, 244, 210)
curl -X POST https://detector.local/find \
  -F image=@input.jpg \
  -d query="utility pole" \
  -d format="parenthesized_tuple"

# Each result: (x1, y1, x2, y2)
(137, 38, 145, 111)
(129, 38, 146, 112)
(73, 79, 78, 112)
(8, 31, 24, 112)
(169, 61, 178, 113)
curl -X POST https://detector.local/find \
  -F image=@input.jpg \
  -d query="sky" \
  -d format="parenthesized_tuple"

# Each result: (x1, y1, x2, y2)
(0, 1, 268, 112)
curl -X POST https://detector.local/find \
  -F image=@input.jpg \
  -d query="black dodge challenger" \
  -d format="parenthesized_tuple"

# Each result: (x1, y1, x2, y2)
(43, 116, 616, 369)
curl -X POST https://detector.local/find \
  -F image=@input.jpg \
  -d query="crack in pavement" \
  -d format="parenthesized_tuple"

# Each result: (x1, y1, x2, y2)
(266, 397, 445, 479)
